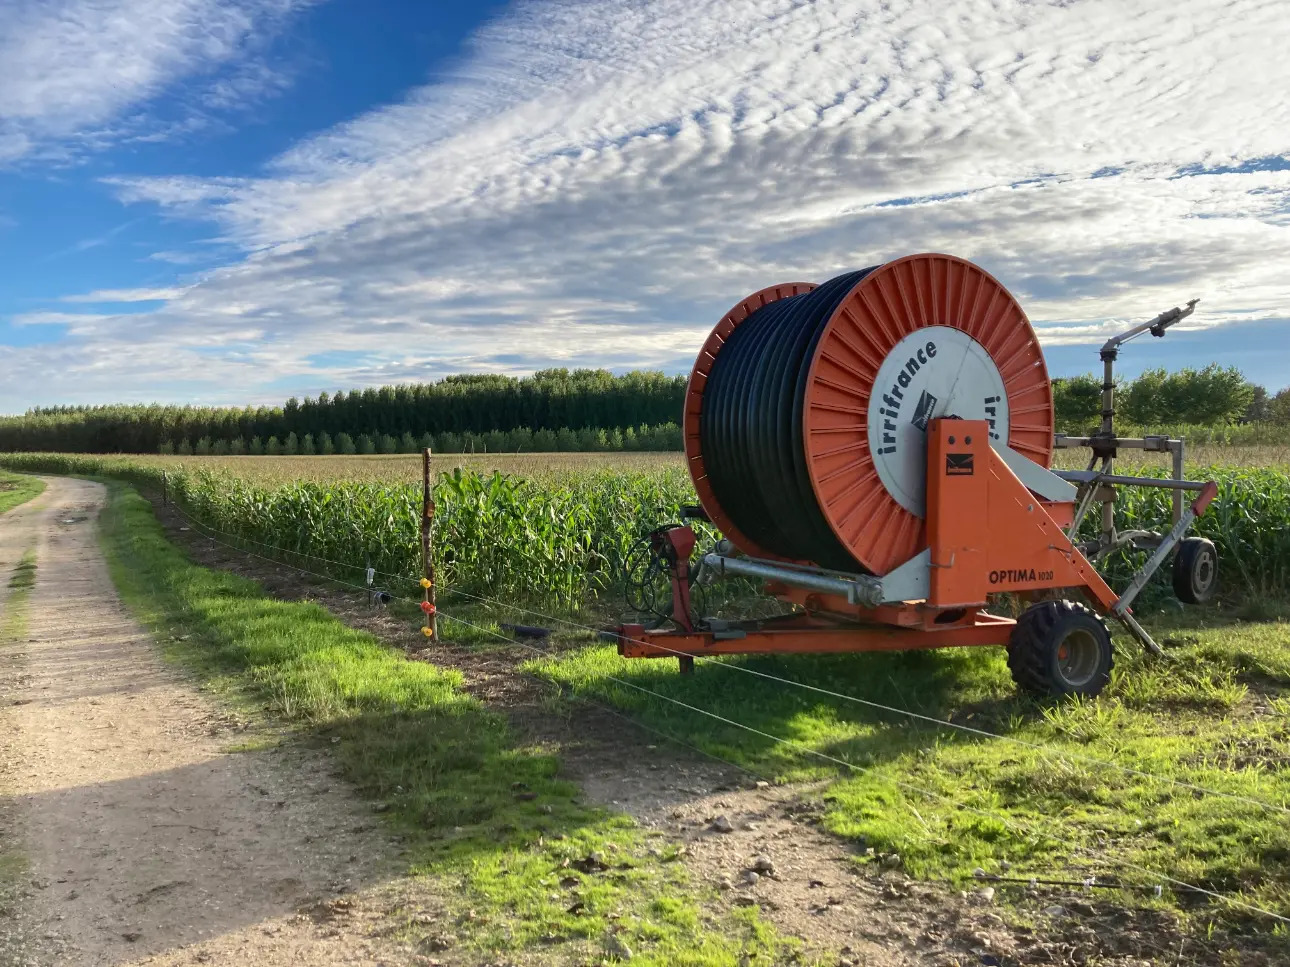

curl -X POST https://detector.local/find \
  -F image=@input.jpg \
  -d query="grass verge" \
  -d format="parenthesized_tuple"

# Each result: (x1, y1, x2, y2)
(97, 481, 806, 966)
(1, 548, 36, 641)
(473, 600, 1290, 944)
(0, 547, 37, 955)
(0, 471, 43, 517)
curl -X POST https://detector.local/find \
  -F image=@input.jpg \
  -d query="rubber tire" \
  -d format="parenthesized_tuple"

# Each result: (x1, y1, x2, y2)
(1007, 600, 1114, 698)
(1172, 537, 1218, 605)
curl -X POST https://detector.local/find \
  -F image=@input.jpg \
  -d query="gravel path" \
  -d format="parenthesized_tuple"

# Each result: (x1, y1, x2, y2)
(0, 477, 413, 967)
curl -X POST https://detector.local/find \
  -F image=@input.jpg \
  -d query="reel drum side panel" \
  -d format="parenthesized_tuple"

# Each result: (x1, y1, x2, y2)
(804, 254, 1054, 575)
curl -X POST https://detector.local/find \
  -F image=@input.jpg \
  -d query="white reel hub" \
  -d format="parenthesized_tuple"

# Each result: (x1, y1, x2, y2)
(866, 326, 1009, 517)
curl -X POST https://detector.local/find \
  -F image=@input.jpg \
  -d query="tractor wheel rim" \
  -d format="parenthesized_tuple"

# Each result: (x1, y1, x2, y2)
(1057, 629, 1102, 687)
(1195, 552, 1215, 593)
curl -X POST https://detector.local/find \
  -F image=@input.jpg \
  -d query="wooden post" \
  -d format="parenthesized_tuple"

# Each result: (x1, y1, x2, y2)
(162, 471, 168, 506)
(420, 448, 438, 642)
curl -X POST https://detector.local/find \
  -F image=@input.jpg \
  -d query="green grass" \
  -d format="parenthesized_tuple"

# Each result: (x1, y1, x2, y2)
(8, 450, 1290, 955)
(510, 605, 1290, 944)
(0, 546, 37, 938)
(0, 470, 43, 516)
(1, 548, 36, 641)
(95, 481, 806, 966)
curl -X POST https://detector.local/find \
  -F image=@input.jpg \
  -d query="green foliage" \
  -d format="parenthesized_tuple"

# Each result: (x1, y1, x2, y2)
(1271, 388, 1290, 426)
(0, 368, 687, 453)
(1121, 365, 1254, 426)
(1089, 464, 1290, 596)
(1244, 385, 1270, 423)
(0, 454, 697, 609)
(1052, 374, 1104, 431)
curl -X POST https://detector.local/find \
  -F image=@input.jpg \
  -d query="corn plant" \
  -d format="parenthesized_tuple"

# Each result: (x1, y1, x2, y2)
(2, 451, 1287, 609)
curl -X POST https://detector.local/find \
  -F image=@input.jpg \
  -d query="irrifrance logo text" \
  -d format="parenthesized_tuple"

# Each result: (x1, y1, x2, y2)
(874, 339, 1003, 454)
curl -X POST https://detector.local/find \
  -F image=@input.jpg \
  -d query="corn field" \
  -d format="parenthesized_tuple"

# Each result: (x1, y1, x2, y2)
(1, 452, 1288, 607)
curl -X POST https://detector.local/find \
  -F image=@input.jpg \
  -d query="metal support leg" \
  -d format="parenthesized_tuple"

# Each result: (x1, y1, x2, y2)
(1116, 610, 1164, 657)
(678, 656, 695, 675)
(1112, 510, 1198, 617)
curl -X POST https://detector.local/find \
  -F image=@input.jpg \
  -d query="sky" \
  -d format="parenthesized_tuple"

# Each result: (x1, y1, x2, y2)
(1, 0, 1288, 415)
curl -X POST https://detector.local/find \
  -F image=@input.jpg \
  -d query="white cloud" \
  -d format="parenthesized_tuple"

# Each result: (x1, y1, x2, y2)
(0, 0, 311, 162)
(5, 0, 1290, 409)
(62, 287, 187, 303)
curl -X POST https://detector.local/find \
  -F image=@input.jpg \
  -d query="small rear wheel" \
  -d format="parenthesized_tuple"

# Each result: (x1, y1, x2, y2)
(1173, 537, 1218, 604)
(1008, 600, 1113, 698)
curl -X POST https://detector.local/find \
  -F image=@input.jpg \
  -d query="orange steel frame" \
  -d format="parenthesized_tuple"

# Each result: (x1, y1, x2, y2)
(617, 419, 1119, 663)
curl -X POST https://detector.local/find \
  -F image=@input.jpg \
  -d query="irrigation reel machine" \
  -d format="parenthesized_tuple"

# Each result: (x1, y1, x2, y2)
(608, 254, 1219, 697)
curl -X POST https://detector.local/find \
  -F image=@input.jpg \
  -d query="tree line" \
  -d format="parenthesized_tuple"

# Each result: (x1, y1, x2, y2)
(158, 424, 684, 456)
(1052, 364, 1289, 432)
(1, 363, 1285, 455)
(0, 369, 687, 454)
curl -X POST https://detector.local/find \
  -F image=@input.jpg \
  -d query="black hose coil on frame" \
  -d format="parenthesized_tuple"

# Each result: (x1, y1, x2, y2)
(700, 267, 880, 573)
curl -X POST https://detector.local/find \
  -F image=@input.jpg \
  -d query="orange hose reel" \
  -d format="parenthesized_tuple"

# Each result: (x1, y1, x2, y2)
(611, 257, 1221, 697)
(684, 254, 1055, 575)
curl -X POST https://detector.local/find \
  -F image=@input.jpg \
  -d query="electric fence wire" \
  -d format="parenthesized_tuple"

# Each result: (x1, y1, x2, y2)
(309, 523, 1290, 822)
(405, 580, 1290, 819)
(161, 497, 1290, 928)
(435, 608, 1290, 936)
(151, 507, 1230, 966)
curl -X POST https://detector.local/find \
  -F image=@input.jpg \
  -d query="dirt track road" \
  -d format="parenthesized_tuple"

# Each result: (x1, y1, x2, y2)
(0, 478, 409, 967)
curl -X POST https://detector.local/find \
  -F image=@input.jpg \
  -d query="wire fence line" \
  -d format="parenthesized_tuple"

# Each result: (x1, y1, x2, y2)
(439, 584, 1290, 816)
(165, 493, 1290, 818)
(159, 496, 1290, 927)
(436, 608, 1290, 930)
(135, 512, 1234, 965)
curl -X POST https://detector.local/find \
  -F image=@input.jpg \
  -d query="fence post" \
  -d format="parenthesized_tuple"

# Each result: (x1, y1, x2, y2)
(420, 448, 438, 642)
(162, 471, 168, 507)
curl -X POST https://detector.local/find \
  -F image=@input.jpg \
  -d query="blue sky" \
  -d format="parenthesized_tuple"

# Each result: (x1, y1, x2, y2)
(2, 0, 1288, 414)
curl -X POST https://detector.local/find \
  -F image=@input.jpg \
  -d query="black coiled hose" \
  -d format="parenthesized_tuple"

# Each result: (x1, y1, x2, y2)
(700, 267, 879, 572)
